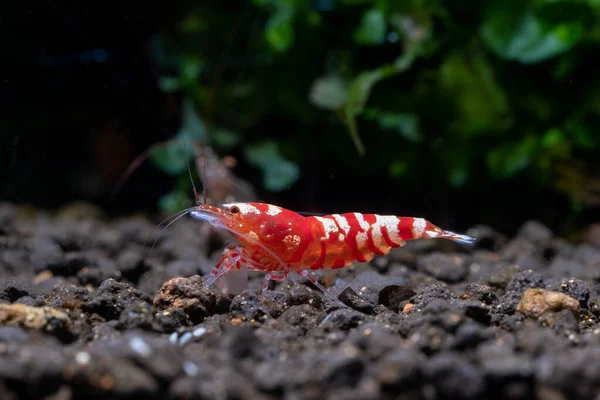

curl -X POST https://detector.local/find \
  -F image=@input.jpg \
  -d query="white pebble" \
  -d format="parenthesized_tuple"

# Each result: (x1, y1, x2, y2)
(129, 336, 151, 357)
(169, 332, 178, 344)
(182, 361, 199, 376)
(178, 332, 193, 346)
(192, 327, 207, 337)
(75, 351, 90, 365)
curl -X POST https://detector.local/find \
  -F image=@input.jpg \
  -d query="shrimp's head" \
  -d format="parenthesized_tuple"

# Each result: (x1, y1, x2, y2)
(188, 203, 232, 228)
(190, 202, 307, 255)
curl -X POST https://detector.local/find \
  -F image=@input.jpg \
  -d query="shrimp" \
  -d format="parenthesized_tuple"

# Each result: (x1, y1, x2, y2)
(185, 201, 476, 306)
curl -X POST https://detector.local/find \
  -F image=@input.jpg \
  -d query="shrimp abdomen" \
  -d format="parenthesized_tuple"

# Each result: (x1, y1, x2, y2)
(300, 213, 474, 271)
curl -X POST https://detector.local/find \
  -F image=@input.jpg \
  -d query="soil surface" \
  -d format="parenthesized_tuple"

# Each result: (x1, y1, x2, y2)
(1, 201, 600, 400)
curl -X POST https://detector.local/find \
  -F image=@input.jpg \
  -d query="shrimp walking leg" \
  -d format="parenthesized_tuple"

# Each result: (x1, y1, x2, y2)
(204, 245, 241, 287)
(299, 270, 346, 308)
(203, 255, 241, 288)
(261, 272, 287, 302)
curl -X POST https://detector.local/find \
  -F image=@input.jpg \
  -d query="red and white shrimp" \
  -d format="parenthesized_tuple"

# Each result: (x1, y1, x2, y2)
(185, 201, 475, 305)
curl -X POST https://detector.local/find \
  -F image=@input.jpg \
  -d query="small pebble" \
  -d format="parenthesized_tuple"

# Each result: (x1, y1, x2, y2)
(178, 332, 193, 346)
(75, 351, 91, 365)
(192, 327, 207, 337)
(129, 336, 152, 357)
(516, 288, 580, 320)
(182, 361, 199, 377)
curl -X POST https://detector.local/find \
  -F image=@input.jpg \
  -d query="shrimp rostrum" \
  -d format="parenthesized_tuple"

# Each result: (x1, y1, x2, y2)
(186, 202, 476, 304)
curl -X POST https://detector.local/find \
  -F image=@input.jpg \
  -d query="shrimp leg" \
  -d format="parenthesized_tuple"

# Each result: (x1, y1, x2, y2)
(224, 252, 291, 303)
(299, 270, 346, 308)
(203, 245, 244, 287)
(203, 254, 241, 288)
(260, 272, 287, 303)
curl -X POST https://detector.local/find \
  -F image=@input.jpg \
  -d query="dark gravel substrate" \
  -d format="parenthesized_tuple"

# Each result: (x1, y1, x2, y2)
(1, 202, 600, 400)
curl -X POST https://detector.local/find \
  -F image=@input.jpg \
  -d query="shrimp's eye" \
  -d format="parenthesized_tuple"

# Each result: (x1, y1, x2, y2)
(230, 205, 240, 214)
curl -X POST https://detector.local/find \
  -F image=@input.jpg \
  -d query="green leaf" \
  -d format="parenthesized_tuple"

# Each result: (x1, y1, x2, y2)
(211, 128, 241, 150)
(354, 8, 387, 45)
(309, 75, 349, 110)
(375, 112, 421, 143)
(439, 52, 509, 136)
(340, 48, 419, 155)
(265, 6, 295, 52)
(345, 49, 419, 117)
(486, 135, 539, 179)
(149, 139, 190, 176)
(340, 107, 366, 156)
(590, 0, 600, 10)
(481, 2, 584, 64)
(158, 77, 181, 93)
(158, 190, 191, 214)
(388, 160, 408, 178)
(244, 141, 300, 191)
(541, 128, 565, 149)
(540, 127, 571, 160)
(346, 68, 387, 116)
(150, 99, 205, 176)
(180, 99, 205, 141)
(180, 57, 203, 84)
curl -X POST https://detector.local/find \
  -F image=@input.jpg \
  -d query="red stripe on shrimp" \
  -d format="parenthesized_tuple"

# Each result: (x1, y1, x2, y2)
(344, 213, 372, 262)
(380, 225, 399, 248)
(366, 228, 386, 256)
(397, 218, 419, 240)
(342, 213, 368, 263)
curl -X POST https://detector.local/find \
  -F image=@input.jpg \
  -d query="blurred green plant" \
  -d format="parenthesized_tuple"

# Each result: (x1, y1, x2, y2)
(144, 0, 600, 212)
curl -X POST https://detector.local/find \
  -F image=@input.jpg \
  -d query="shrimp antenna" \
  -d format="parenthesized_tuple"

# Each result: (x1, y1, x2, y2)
(200, 133, 208, 206)
(149, 208, 193, 254)
(181, 135, 202, 206)
(143, 206, 193, 254)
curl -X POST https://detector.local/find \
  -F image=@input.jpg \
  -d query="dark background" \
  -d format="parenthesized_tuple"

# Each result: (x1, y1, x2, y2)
(2, 0, 599, 238)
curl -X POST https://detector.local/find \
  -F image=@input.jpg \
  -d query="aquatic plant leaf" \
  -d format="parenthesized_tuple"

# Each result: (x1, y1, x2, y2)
(337, 48, 420, 155)
(149, 140, 189, 176)
(487, 135, 538, 179)
(376, 112, 421, 143)
(150, 100, 205, 176)
(481, 1, 584, 64)
(158, 190, 191, 213)
(309, 75, 349, 110)
(265, 6, 295, 52)
(440, 51, 509, 136)
(388, 160, 408, 178)
(244, 141, 300, 191)
(354, 8, 387, 45)
(211, 128, 241, 150)
(158, 77, 181, 93)
(180, 57, 204, 85)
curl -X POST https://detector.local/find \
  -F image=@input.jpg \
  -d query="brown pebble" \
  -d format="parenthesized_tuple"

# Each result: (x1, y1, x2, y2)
(153, 275, 231, 324)
(402, 303, 415, 313)
(100, 374, 114, 390)
(516, 288, 580, 320)
(231, 317, 242, 325)
(0, 303, 71, 332)
(34, 270, 54, 284)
